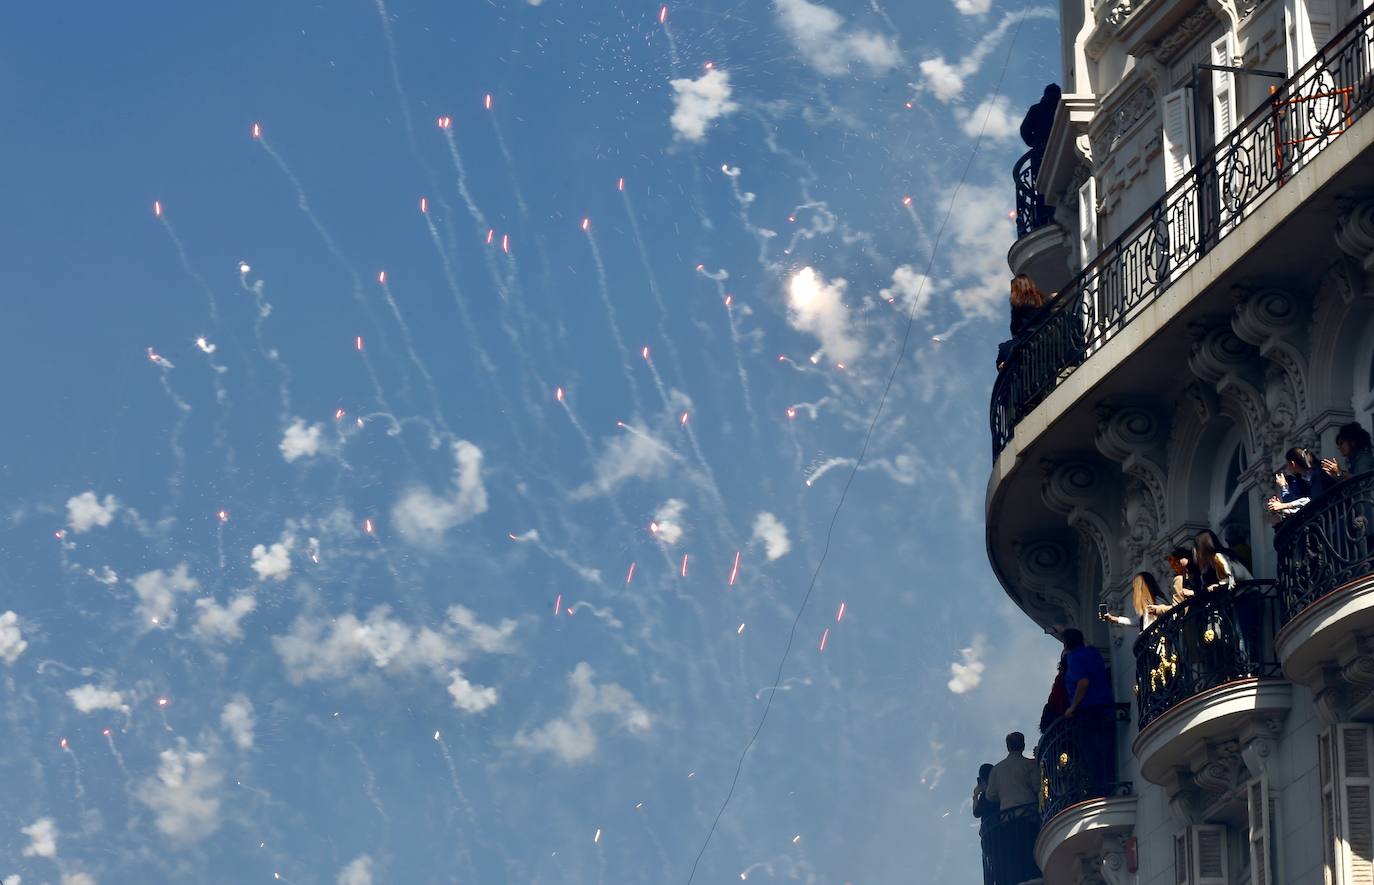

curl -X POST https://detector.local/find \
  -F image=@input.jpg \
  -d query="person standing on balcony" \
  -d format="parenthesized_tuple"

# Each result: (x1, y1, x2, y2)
(1061, 628, 1115, 786)
(1194, 529, 1252, 593)
(1038, 654, 1069, 734)
(997, 275, 1051, 371)
(1166, 547, 1200, 603)
(972, 763, 997, 885)
(1100, 572, 1172, 631)
(985, 732, 1039, 812)
(1322, 422, 1374, 480)
(1267, 447, 1333, 518)
(1019, 84, 1061, 182)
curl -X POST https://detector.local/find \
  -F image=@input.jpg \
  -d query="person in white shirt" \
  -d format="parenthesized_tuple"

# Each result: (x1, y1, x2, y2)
(985, 731, 1039, 811)
(1100, 572, 1172, 631)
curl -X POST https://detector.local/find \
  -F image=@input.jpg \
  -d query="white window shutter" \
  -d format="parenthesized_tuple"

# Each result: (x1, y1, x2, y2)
(1162, 88, 1195, 190)
(1249, 776, 1274, 885)
(1176, 831, 1191, 885)
(1192, 824, 1230, 885)
(1285, 0, 1311, 74)
(1338, 723, 1374, 885)
(1077, 175, 1098, 268)
(1322, 729, 1342, 885)
(1211, 35, 1237, 146)
(1308, 0, 1337, 52)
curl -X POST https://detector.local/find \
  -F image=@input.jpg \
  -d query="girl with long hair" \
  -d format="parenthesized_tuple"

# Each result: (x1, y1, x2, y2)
(1100, 572, 1171, 630)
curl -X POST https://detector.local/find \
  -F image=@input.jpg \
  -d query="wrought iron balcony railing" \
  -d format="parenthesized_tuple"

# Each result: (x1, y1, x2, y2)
(981, 802, 1041, 885)
(1134, 581, 1282, 729)
(990, 6, 1374, 458)
(1276, 471, 1374, 625)
(1014, 149, 1055, 239)
(1036, 706, 1131, 821)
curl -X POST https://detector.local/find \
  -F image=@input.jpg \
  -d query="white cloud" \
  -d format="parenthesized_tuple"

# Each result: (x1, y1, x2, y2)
(775, 0, 900, 76)
(250, 534, 295, 582)
(0, 611, 26, 665)
(446, 670, 499, 713)
(67, 684, 128, 716)
(787, 267, 862, 364)
(131, 564, 199, 628)
(514, 662, 651, 764)
(392, 441, 489, 547)
(954, 0, 992, 15)
(337, 856, 374, 885)
(751, 512, 792, 561)
(917, 9, 1055, 102)
(650, 498, 687, 546)
(280, 419, 324, 463)
(669, 68, 739, 142)
(947, 633, 988, 694)
(570, 427, 674, 499)
(135, 741, 223, 841)
(962, 95, 1020, 140)
(21, 818, 57, 858)
(220, 695, 255, 750)
(66, 491, 119, 533)
(274, 605, 513, 712)
(3, 875, 19, 885)
(879, 265, 939, 319)
(945, 183, 1017, 321)
(193, 594, 257, 643)
(61, 874, 96, 885)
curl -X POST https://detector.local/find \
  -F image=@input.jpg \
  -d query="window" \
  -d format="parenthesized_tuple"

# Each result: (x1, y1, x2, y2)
(1319, 725, 1374, 884)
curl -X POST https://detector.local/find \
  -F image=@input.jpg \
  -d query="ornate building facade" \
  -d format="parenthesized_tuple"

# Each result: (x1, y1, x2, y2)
(990, 0, 1374, 879)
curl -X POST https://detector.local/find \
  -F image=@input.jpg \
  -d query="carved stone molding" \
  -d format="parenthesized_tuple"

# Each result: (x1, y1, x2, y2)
(1233, 287, 1310, 430)
(1163, 768, 1203, 827)
(1192, 739, 1243, 794)
(1099, 835, 1132, 885)
(1150, 5, 1222, 65)
(1015, 538, 1079, 624)
(1189, 323, 1272, 450)
(1097, 404, 1170, 536)
(1075, 855, 1109, 885)
(1043, 460, 1105, 514)
(1100, 84, 1157, 153)
(1240, 720, 1283, 779)
(1335, 196, 1374, 270)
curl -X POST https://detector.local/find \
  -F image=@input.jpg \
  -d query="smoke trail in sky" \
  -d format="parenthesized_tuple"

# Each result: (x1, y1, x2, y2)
(147, 347, 192, 510)
(237, 264, 292, 423)
(697, 266, 760, 443)
(584, 225, 645, 417)
(253, 130, 390, 352)
(155, 206, 220, 324)
(619, 185, 689, 387)
(376, 274, 451, 435)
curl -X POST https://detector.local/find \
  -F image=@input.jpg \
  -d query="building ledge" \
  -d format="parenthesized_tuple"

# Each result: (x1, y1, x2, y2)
(1008, 223, 1073, 294)
(1034, 794, 1137, 882)
(1276, 572, 1374, 684)
(1037, 94, 1097, 203)
(1132, 678, 1292, 784)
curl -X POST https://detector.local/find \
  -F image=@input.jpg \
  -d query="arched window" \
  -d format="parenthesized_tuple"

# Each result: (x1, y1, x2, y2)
(1210, 430, 1260, 575)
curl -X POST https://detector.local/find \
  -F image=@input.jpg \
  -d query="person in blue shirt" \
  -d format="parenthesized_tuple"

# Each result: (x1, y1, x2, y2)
(1061, 627, 1116, 787)
(1062, 628, 1113, 716)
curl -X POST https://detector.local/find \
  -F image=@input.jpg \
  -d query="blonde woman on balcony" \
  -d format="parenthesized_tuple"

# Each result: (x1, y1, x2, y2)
(1099, 572, 1172, 631)
(1194, 529, 1253, 593)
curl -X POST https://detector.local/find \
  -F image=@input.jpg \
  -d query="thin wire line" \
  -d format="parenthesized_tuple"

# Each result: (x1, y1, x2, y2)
(685, 10, 1035, 881)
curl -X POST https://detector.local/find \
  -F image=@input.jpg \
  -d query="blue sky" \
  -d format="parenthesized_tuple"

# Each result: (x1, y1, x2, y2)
(1, 1, 1063, 882)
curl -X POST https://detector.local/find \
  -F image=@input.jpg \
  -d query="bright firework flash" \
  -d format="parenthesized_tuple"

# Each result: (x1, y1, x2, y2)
(236, 262, 294, 422)
(837, 601, 847, 622)
(364, 518, 375, 535)
(818, 627, 830, 651)
(680, 554, 689, 577)
(728, 550, 741, 586)
(901, 195, 934, 263)
(157, 696, 174, 731)
(737, 623, 745, 635)
(433, 729, 479, 828)
(553, 593, 562, 616)
(582, 223, 645, 415)
(657, 3, 680, 66)
(679, 411, 689, 427)
(625, 562, 636, 584)
(804, 456, 857, 488)
(145, 346, 192, 508)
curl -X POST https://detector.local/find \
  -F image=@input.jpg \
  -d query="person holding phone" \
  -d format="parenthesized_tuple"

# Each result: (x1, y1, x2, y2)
(1099, 573, 1171, 630)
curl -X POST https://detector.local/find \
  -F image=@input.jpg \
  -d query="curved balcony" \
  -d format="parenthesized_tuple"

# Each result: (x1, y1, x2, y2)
(983, 803, 1041, 885)
(1132, 582, 1291, 784)
(1034, 712, 1134, 881)
(1275, 472, 1374, 685)
(989, 5, 1374, 460)
(1014, 149, 1055, 239)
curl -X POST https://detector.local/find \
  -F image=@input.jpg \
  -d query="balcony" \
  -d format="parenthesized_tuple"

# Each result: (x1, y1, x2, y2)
(1014, 149, 1056, 238)
(990, 5, 1374, 459)
(1132, 582, 1291, 784)
(1033, 711, 1135, 881)
(1275, 472, 1374, 704)
(982, 803, 1041, 885)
